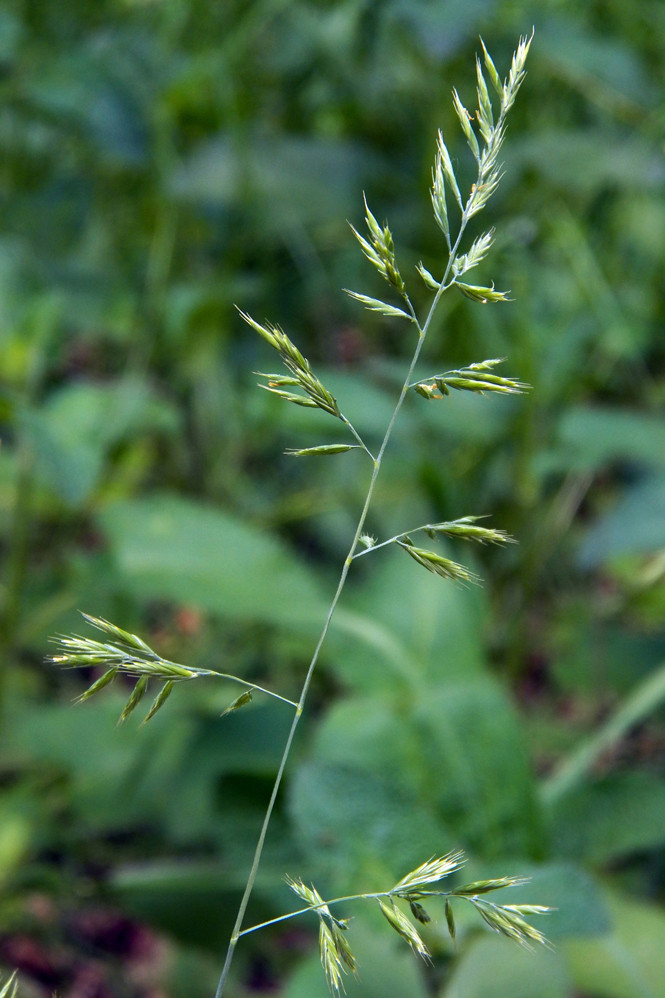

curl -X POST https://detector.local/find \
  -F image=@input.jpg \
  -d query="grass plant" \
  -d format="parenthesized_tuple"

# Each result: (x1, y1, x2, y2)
(50, 33, 551, 997)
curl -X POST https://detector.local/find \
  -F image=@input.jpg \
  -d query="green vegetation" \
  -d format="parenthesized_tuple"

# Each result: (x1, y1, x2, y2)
(0, 2, 665, 997)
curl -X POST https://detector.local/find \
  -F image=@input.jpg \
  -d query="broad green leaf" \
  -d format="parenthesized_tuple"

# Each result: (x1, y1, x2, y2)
(578, 475, 665, 567)
(99, 494, 328, 627)
(414, 679, 541, 858)
(443, 934, 571, 998)
(541, 662, 665, 806)
(553, 618, 665, 695)
(510, 131, 665, 195)
(540, 19, 654, 107)
(548, 773, 665, 865)
(112, 860, 260, 949)
(3, 693, 193, 831)
(388, 0, 497, 61)
(563, 891, 665, 998)
(415, 388, 519, 444)
(172, 135, 371, 231)
(332, 550, 487, 694)
(312, 678, 540, 860)
(558, 408, 665, 473)
(289, 762, 452, 891)
(0, 803, 30, 880)
(312, 697, 423, 794)
(23, 379, 178, 506)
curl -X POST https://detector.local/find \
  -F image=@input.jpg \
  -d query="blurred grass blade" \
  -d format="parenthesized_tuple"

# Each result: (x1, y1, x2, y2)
(0, 972, 17, 998)
(285, 445, 359, 456)
(541, 660, 665, 805)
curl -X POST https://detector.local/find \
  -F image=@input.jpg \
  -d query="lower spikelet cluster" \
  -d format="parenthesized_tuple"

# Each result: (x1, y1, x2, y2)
(283, 852, 551, 995)
(413, 358, 529, 399)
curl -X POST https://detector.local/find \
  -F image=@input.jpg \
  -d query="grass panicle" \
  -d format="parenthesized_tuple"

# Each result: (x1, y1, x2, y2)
(238, 851, 551, 987)
(394, 852, 467, 892)
(50, 36, 549, 998)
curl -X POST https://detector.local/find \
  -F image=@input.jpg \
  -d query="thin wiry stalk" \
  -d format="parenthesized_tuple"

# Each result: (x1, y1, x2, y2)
(340, 413, 376, 460)
(211, 674, 298, 708)
(214, 190, 475, 998)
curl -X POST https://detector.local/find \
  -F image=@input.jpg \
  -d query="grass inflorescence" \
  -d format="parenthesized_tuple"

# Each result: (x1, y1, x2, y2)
(50, 33, 548, 998)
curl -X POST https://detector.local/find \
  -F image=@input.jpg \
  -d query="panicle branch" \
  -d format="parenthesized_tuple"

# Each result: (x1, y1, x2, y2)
(240, 310, 374, 459)
(286, 877, 356, 996)
(240, 309, 341, 417)
(413, 358, 530, 398)
(49, 613, 295, 723)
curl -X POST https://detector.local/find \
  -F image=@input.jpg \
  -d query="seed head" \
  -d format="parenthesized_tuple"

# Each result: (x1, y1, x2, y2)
(394, 852, 466, 892)
(377, 899, 430, 961)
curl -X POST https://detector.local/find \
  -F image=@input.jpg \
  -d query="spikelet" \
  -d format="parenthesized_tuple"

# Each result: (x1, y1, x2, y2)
(397, 538, 481, 586)
(394, 852, 466, 892)
(350, 196, 406, 295)
(413, 358, 530, 399)
(240, 311, 341, 417)
(424, 517, 516, 547)
(377, 899, 430, 961)
(470, 898, 552, 951)
(0, 973, 17, 998)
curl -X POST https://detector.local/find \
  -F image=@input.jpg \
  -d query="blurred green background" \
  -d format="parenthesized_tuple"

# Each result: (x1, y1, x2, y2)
(0, 0, 665, 996)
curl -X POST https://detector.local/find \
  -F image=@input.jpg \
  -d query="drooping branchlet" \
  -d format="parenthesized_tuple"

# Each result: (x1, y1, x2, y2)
(397, 537, 481, 586)
(377, 899, 430, 961)
(286, 877, 357, 996)
(49, 613, 295, 724)
(413, 358, 530, 399)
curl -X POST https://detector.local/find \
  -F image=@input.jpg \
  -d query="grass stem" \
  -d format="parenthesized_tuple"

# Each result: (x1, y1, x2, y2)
(214, 198, 474, 998)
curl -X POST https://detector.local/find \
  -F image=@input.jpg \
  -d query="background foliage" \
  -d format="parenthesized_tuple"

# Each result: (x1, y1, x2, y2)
(0, 1, 665, 996)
